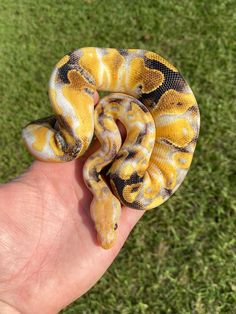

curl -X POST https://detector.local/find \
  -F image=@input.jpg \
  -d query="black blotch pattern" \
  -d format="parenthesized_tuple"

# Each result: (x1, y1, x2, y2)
(131, 186, 139, 193)
(135, 124, 148, 145)
(187, 105, 199, 114)
(139, 57, 187, 108)
(109, 97, 123, 104)
(140, 104, 149, 113)
(28, 114, 82, 159)
(91, 168, 100, 182)
(115, 152, 126, 160)
(58, 52, 79, 84)
(84, 87, 94, 96)
(57, 114, 74, 136)
(117, 49, 129, 57)
(58, 62, 71, 84)
(164, 188, 173, 197)
(57, 51, 82, 84)
(26, 115, 57, 127)
(110, 172, 144, 209)
(125, 150, 136, 160)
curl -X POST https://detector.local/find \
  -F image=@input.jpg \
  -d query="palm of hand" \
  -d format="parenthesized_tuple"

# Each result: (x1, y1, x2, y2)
(0, 159, 143, 313)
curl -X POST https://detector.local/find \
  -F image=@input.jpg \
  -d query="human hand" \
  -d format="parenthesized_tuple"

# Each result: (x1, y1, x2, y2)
(0, 95, 144, 314)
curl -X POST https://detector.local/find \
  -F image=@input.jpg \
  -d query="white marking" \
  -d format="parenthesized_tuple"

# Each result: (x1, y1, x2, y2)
(149, 163, 165, 186)
(96, 48, 107, 89)
(49, 67, 57, 90)
(55, 86, 80, 131)
(131, 121, 145, 130)
(179, 157, 187, 164)
(154, 108, 199, 132)
(95, 48, 105, 87)
(154, 113, 179, 126)
(50, 68, 80, 132)
(182, 127, 188, 136)
(117, 63, 126, 91)
(100, 129, 120, 140)
(22, 126, 57, 160)
(50, 67, 94, 139)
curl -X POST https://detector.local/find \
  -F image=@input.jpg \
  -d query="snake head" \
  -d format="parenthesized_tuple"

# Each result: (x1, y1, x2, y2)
(90, 194, 121, 249)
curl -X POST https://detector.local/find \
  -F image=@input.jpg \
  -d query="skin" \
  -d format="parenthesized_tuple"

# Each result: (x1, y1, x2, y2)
(0, 94, 144, 314)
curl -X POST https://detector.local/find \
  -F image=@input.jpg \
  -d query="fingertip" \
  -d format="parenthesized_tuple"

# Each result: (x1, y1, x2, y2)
(93, 91, 99, 105)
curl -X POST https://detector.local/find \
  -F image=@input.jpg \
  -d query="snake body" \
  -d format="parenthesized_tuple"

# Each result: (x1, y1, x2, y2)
(22, 48, 200, 249)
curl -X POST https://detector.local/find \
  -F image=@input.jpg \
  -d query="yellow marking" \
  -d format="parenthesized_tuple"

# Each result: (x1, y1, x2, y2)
(173, 152, 193, 169)
(67, 69, 94, 90)
(143, 173, 161, 198)
(145, 196, 164, 210)
(123, 183, 142, 203)
(128, 58, 164, 93)
(151, 142, 169, 161)
(145, 51, 178, 72)
(153, 89, 196, 116)
(79, 47, 100, 86)
(62, 86, 94, 138)
(156, 119, 195, 147)
(102, 50, 124, 90)
(32, 127, 48, 152)
(49, 88, 63, 115)
(56, 55, 70, 68)
(31, 126, 64, 157)
(155, 160, 177, 189)
(118, 163, 137, 180)
(49, 135, 64, 157)
(119, 67, 127, 91)
(128, 49, 137, 53)
(51, 84, 93, 154)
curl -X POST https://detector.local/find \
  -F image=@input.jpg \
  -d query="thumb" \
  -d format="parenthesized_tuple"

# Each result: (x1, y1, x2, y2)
(116, 206, 145, 247)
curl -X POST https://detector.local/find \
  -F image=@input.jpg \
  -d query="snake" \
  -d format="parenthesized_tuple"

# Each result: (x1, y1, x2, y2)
(22, 47, 200, 249)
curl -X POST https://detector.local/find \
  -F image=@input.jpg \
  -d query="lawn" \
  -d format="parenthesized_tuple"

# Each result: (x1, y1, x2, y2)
(0, 0, 236, 313)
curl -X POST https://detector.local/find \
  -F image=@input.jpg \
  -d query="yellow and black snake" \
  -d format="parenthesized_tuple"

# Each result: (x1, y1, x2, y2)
(22, 48, 200, 249)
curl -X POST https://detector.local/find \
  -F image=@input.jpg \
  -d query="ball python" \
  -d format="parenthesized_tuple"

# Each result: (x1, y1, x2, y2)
(22, 47, 200, 249)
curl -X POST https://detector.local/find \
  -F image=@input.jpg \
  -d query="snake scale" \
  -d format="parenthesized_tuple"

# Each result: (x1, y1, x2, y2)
(22, 47, 200, 249)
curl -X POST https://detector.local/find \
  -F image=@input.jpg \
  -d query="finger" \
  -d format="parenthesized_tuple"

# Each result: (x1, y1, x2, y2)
(93, 91, 99, 105)
(117, 206, 145, 245)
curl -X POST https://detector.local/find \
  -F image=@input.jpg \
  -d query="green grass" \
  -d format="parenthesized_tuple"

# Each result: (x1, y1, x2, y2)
(0, 0, 236, 312)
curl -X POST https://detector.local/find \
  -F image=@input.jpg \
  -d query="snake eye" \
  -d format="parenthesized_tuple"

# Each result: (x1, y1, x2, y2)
(114, 223, 118, 230)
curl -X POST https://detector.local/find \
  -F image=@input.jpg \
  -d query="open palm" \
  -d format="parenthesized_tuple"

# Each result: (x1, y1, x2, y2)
(0, 156, 143, 313)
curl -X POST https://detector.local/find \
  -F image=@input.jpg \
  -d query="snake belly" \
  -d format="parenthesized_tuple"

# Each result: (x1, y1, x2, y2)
(22, 48, 200, 249)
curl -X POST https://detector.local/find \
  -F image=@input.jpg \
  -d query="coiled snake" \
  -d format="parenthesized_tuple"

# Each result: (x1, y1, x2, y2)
(22, 48, 200, 249)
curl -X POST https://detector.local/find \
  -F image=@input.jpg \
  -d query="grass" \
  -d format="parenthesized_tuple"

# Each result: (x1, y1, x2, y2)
(0, 0, 236, 312)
